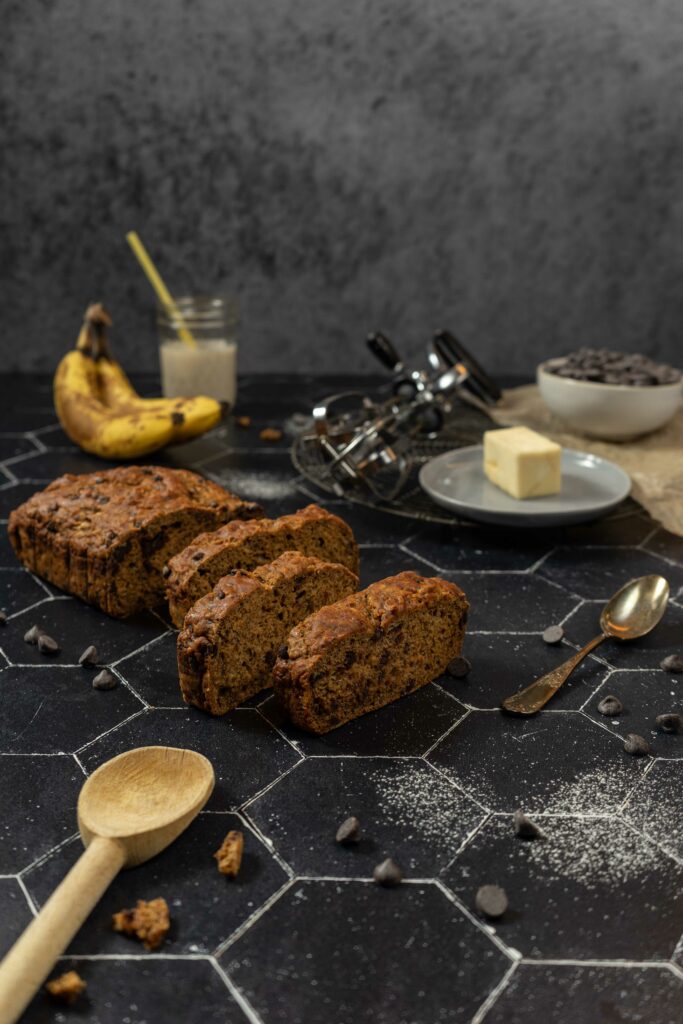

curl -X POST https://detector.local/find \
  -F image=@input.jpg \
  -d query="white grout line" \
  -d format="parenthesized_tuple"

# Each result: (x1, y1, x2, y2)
(213, 877, 298, 958)
(19, 832, 80, 880)
(15, 874, 39, 917)
(73, 707, 149, 756)
(470, 958, 520, 1024)
(239, 758, 306, 812)
(209, 957, 267, 1024)
(433, 878, 518, 961)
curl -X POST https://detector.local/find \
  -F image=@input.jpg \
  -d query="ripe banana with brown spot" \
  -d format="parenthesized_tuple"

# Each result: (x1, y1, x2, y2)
(53, 304, 225, 459)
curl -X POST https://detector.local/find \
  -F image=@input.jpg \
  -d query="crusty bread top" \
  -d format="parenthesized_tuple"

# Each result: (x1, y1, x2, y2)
(181, 550, 359, 638)
(166, 504, 357, 587)
(283, 571, 468, 659)
(8, 466, 261, 553)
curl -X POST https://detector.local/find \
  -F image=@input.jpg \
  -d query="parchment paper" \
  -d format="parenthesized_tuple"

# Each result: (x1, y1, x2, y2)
(489, 384, 683, 537)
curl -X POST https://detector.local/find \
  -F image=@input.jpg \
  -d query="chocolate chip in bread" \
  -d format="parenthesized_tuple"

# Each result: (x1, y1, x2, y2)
(8, 467, 263, 618)
(273, 571, 468, 734)
(166, 504, 358, 627)
(177, 550, 358, 714)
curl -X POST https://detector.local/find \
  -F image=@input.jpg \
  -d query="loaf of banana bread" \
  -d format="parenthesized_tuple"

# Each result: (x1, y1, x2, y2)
(273, 571, 468, 734)
(8, 467, 263, 618)
(165, 504, 359, 627)
(178, 551, 358, 714)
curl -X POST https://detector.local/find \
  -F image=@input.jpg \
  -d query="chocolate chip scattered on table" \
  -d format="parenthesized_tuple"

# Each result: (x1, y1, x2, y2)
(660, 654, 683, 673)
(335, 816, 361, 844)
(373, 858, 402, 887)
(542, 625, 564, 645)
(79, 644, 98, 667)
(475, 884, 508, 919)
(446, 656, 471, 678)
(92, 668, 117, 690)
(656, 713, 681, 734)
(37, 633, 60, 656)
(513, 809, 544, 840)
(624, 733, 651, 756)
(597, 695, 623, 717)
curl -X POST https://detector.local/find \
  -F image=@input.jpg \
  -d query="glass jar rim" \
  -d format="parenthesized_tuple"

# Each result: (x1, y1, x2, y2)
(157, 295, 238, 326)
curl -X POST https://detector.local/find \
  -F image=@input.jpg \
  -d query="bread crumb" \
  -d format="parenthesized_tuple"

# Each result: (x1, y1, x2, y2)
(45, 970, 86, 1004)
(112, 897, 170, 950)
(235, 415, 251, 428)
(214, 829, 244, 877)
(259, 427, 283, 442)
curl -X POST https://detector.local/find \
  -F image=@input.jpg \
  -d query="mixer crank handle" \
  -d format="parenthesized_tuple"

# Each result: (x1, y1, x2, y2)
(366, 332, 404, 373)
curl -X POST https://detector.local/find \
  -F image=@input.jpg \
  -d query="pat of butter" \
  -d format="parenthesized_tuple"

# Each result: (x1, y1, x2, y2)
(483, 426, 562, 499)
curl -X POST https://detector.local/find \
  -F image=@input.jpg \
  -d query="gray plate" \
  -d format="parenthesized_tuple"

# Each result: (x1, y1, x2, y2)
(419, 445, 631, 526)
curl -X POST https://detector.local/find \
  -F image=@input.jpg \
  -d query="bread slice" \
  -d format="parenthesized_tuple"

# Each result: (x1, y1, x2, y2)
(166, 504, 358, 627)
(8, 467, 262, 618)
(177, 551, 359, 714)
(273, 571, 468, 734)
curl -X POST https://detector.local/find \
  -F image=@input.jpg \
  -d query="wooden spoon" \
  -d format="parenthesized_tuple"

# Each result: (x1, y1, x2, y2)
(0, 746, 214, 1023)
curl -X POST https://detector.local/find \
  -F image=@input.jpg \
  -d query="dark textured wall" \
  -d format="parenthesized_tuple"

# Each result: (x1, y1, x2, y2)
(2, 0, 683, 378)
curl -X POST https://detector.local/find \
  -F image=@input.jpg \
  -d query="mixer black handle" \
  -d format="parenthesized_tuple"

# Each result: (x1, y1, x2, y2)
(433, 329, 501, 404)
(366, 331, 404, 373)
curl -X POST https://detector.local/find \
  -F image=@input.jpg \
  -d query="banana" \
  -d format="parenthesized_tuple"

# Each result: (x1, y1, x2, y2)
(53, 304, 225, 459)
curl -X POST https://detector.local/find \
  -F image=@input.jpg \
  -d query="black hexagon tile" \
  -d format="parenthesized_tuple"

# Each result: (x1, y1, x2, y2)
(0, 483, 57, 520)
(222, 880, 510, 1024)
(441, 633, 608, 710)
(585, 670, 683, 757)
(259, 683, 467, 756)
(328, 501, 416, 545)
(7, 448, 120, 481)
(27, 423, 73, 448)
(484, 963, 683, 1024)
(246, 757, 485, 876)
(1, 598, 166, 666)
(559, 511, 656, 547)
(0, 877, 34, 958)
(0, 569, 48, 616)
(645, 527, 683, 567)
(199, 450, 303, 508)
(538, 547, 683, 601)
(443, 815, 683, 960)
(0, 435, 39, 461)
(78, 708, 301, 811)
(428, 711, 646, 814)
(24, 813, 288, 956)
(563, 599, 683, 671)
(449, 573, 579, 632)
(115, 631, 183, 707)
(0, 754, 81, 873)
(404, 523, 552, 572)
(624, 760, 683, 861)
(22, 957, 246, 1024)
(356, 545, 435, 588)
(0, 529, 20, 567)
(0, 665, 143, 753)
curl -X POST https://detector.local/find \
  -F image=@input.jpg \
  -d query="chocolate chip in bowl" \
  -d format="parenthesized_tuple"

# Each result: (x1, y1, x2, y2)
(537, 349, 682, 440)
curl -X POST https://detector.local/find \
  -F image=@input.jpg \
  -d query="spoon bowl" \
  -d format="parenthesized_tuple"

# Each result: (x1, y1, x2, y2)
(78, 745, 215, 867)
(0, 746, 214, 1023)
(600, 574, 670, 641)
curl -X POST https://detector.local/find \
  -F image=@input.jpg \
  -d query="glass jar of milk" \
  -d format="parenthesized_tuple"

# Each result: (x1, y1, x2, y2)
(157, 296, 238, 404)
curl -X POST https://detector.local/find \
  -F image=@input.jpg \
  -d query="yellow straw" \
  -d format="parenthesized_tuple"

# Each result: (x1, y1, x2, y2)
(126, 231, 197, 348)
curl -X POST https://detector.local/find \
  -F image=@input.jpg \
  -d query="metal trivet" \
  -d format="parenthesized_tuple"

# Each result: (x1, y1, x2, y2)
(292, 329, 499, 526)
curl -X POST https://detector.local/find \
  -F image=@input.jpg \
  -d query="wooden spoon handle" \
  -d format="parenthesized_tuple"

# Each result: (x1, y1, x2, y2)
(0, 835, 126, 1024)
(501, 633, 606, 714)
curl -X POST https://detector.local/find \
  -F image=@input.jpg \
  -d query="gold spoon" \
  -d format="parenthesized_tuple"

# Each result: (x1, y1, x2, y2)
(502, 574, 670, 715)
(0, 746, 214, 1024)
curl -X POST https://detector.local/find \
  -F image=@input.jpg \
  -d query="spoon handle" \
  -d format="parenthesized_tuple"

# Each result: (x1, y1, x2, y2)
(0, 835, 126, 1024)
(501, 633, 606, 715)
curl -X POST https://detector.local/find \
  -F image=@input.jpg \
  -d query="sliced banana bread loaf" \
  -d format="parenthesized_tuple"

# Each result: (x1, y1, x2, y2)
(273, 571, 468, 734)
(166, 504, 359, 627)
(8, 467, 262, 618)
(177, 551, 358, 714)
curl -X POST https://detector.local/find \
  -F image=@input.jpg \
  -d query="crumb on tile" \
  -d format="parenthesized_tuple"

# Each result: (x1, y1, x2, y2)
(45, 970, 86, 1004)
(214, 829, 244, 877)
(112, 897, 170, 951)
(259, 427, 283, 442)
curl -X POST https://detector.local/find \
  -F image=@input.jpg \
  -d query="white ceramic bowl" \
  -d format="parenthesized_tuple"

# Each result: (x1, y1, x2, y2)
(537, 359, 683, 441)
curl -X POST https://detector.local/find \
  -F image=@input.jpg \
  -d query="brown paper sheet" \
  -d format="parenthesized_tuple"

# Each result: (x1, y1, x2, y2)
(489, 384, 683, 537)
